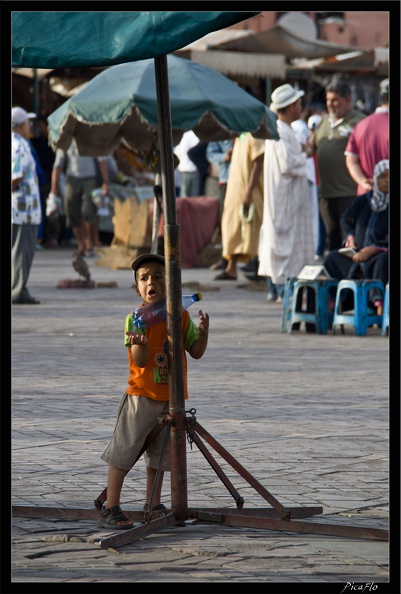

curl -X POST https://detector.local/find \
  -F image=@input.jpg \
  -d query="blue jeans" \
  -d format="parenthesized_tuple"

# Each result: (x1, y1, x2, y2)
(316, 212, 327, 257)
(267, 277, 285, 298)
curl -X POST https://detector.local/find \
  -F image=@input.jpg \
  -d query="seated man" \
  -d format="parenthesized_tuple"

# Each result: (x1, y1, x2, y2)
(324, 160, 389, 314)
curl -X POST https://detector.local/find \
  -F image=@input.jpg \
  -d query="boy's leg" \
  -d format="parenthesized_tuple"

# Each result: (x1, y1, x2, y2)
(97, 464, 132, 529)
(81, 180, 98, 253)
(146, 467, 164, 507)
(106, 465, 126, 507)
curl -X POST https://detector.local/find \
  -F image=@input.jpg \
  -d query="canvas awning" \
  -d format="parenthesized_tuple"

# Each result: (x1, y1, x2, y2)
(189, 50, 286, 79)
(12, 68, 55, 80)
(177, 28, 253, 51)
(211, 24, 366, 60)
(290, 48, 388, 76)
(176, 28, 286, 78)
(176, 22, 363, 79)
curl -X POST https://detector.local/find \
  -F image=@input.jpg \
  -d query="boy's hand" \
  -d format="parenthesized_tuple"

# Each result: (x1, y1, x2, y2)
(197, 310, 209, 336)
(125, 331, 148, 346)
(188, 310, 209, 360)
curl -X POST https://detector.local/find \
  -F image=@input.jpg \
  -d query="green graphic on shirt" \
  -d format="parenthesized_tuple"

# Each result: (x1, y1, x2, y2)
(153, 366, 168, 384)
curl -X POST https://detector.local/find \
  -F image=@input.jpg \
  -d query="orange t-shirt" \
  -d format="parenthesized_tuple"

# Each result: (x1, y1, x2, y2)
(124, 310, 198, 401)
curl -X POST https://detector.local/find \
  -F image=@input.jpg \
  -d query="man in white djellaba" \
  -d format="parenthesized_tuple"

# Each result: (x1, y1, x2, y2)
(291, 111, 319, 258)
(258, 84, 315, 302)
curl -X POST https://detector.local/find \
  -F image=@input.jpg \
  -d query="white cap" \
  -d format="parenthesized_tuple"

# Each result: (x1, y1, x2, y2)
(307, 114, 323, 130)
(270, 84, 304, 113)
(12, 107, 37, 127)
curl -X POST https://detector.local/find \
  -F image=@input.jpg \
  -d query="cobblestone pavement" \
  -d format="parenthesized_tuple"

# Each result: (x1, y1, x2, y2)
(7, 246, 398, 592)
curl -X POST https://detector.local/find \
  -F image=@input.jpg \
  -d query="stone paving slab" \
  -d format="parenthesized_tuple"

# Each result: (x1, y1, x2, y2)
(7, 247, 398, 592)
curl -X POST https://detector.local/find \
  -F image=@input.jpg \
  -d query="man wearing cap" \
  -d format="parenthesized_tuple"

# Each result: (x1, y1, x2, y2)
(311, 77, 365, 251)
(12, 107, 42, 304)
(50, 142, 110, 257)
(257, 84, 314, 301)
(345, 78, 389, 195)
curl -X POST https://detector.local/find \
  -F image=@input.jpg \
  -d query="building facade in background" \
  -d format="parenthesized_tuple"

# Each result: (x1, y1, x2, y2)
(231, 11, 389, 49)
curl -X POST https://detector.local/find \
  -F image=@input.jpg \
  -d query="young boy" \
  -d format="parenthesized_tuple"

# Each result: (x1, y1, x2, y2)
(98, 253, 209, 529)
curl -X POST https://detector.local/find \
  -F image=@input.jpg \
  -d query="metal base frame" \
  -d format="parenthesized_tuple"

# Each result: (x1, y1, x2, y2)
(12, 409, 388, 550)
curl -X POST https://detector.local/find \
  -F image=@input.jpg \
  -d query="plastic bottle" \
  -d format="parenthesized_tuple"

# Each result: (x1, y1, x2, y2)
(132, 293, 202, 330)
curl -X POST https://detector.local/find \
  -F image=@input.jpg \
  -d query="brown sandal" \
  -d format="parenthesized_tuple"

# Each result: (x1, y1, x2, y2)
(213, 271, 237, 281)
(97, 505, 133, 530)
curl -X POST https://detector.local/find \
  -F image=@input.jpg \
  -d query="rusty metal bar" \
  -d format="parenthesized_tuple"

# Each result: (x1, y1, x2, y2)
(191, 511, 388, 541)
(194, 421, 289, 518)
(12, 504, 323, 522)
(189, 506, 323, 518)
(12, 504, 387, 543)
(190, 431, 244, 507)
(12, 506, 147, 522)
(99, 512, 178, 549)
(145, 421, 171, 519)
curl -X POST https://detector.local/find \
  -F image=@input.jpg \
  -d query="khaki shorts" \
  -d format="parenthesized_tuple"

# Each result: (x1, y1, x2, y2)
(101, 394, 170, 471)
(64, 176, 98, 227)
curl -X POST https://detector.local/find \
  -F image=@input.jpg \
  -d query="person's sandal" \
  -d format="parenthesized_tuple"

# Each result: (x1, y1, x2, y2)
(97, 505, 133, 530)
(143, 503, 166, 512)
(143, 503, 186, 527)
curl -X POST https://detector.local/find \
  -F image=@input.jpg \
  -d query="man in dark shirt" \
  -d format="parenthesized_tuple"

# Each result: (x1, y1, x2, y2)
(312, 77, 365, 251)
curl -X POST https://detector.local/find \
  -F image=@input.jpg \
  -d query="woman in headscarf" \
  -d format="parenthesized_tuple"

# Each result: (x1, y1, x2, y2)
(323, 159, 389, 313)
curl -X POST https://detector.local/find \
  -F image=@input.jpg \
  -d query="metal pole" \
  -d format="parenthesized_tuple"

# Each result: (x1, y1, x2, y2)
(154, 55, 188, 518)
(151, 173, 162, 254)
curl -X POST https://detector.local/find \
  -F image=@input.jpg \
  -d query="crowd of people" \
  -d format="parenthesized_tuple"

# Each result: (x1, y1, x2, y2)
(12, 75, 389, 311)
(212, 75, 389, 316)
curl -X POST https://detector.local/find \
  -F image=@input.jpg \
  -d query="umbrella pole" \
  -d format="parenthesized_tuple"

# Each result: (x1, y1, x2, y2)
(151, 174, 162, 254)
(154, 55, 188, 521)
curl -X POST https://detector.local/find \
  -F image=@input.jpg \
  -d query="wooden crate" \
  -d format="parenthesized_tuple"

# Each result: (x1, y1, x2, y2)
(94, 245, 144, 270)
(112, 195, 152, 248)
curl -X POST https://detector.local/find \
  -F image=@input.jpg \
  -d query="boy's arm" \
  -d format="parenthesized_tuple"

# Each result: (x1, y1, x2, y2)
(126, 332, 149, 367)
(188, 310, 209, 360)
(125, 313, 149, 367)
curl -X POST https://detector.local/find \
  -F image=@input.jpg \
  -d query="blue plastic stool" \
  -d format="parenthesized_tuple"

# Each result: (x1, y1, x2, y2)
(332, 279, 384, 336)
(287, 279, 339, 334)
(381, 283, 389, 336)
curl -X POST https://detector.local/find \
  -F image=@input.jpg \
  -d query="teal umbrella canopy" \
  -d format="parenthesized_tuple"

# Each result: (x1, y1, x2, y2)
(12, 11, 260, 68)
(47, 55, 278, 156)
